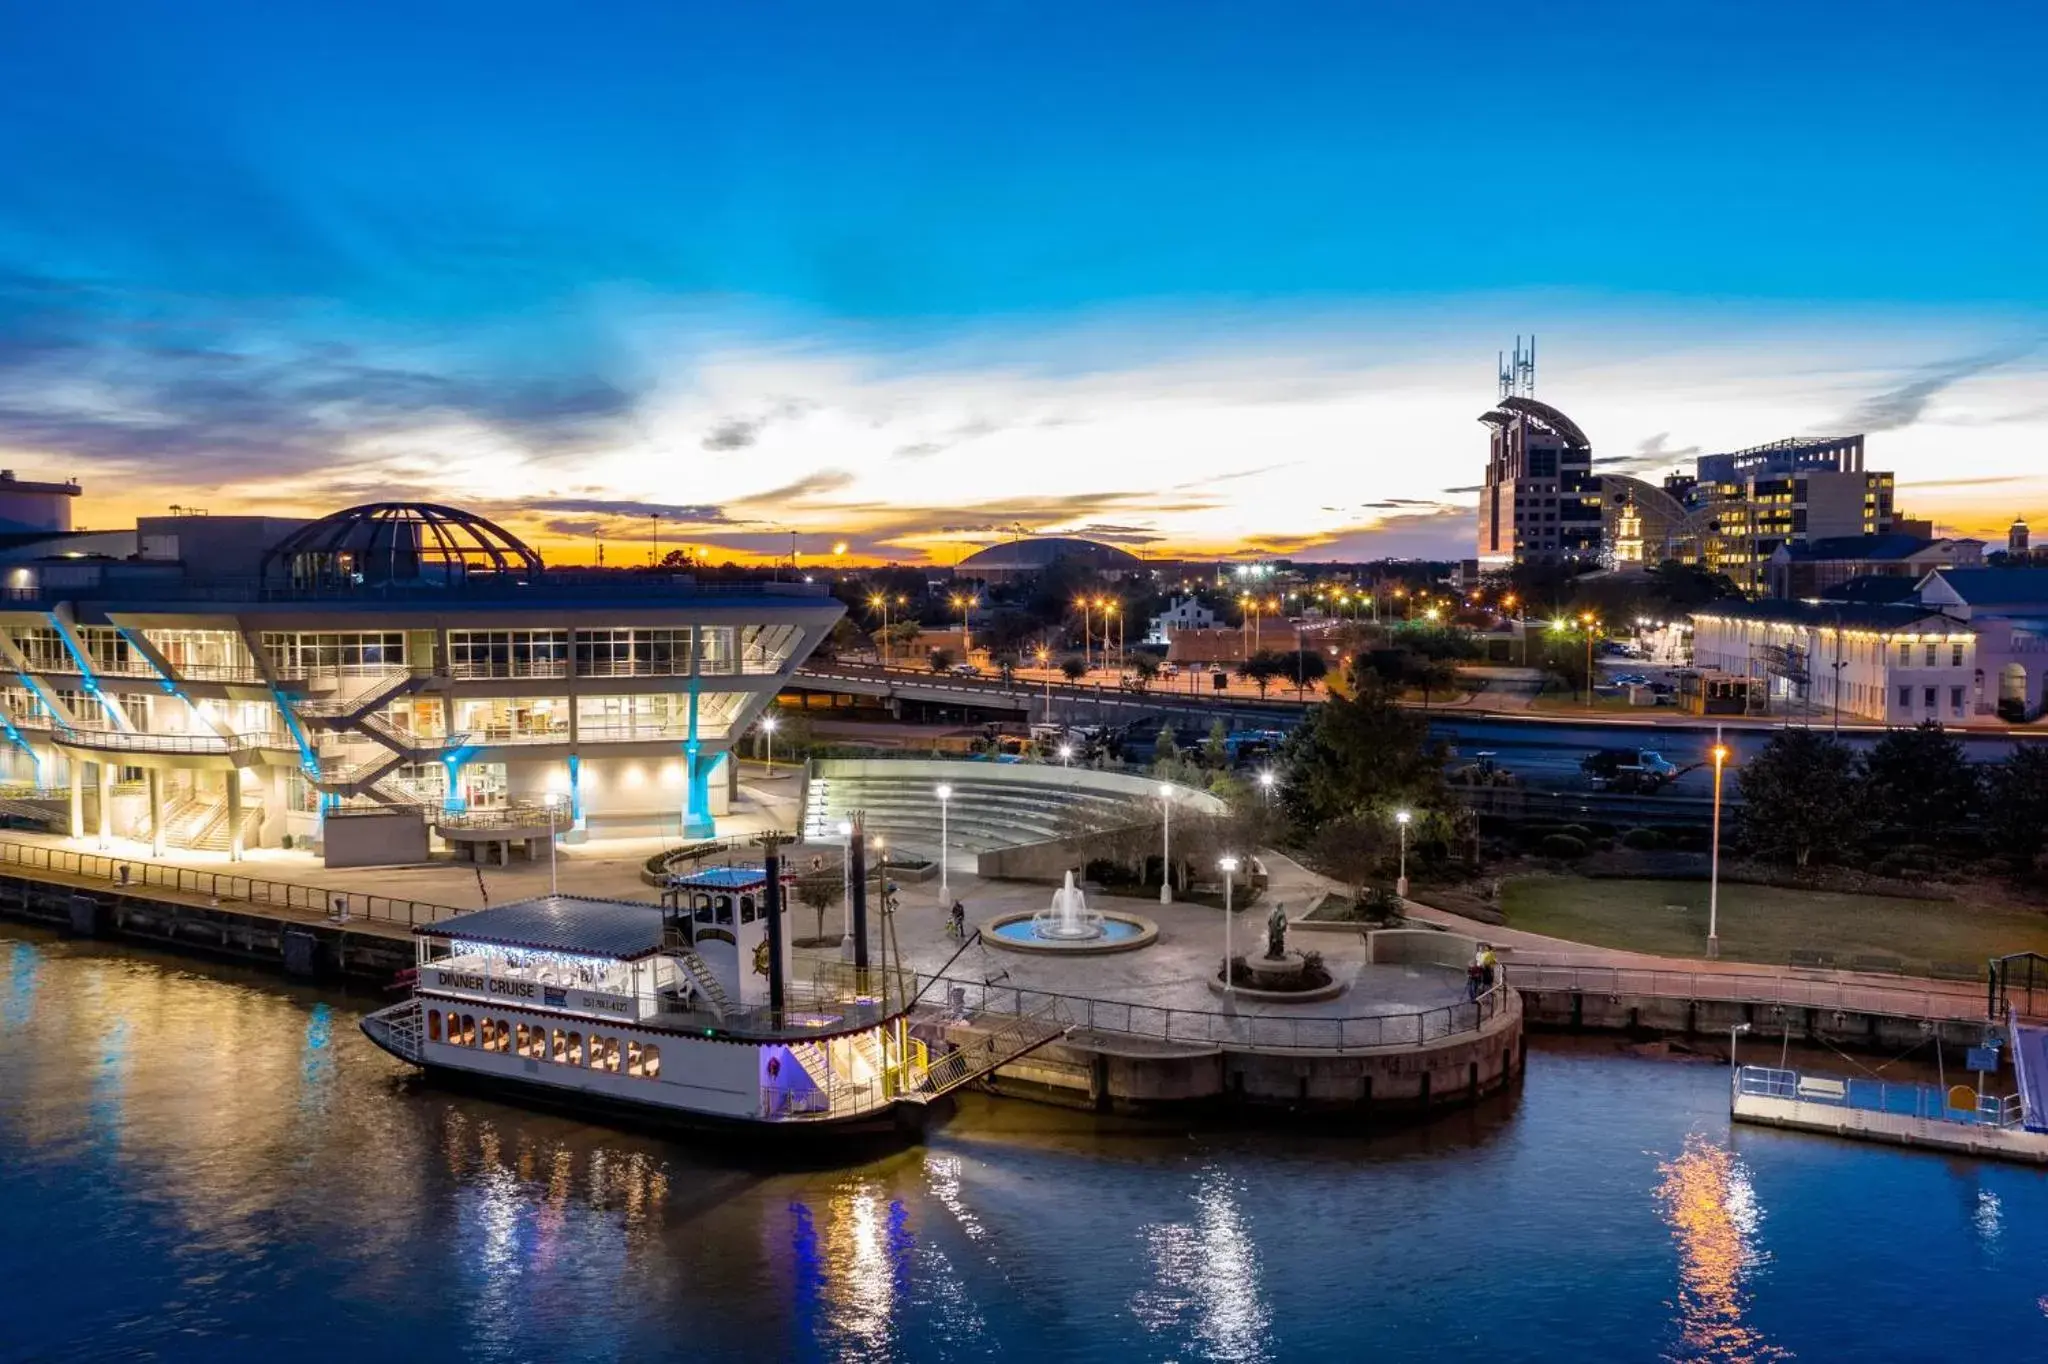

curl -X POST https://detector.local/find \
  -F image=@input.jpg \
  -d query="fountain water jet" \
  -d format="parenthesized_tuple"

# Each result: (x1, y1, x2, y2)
(1030, 870, 1106, 941)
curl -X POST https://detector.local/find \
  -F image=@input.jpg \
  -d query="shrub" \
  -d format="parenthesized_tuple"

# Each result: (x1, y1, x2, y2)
(1621, 828, 1669, 851)
(1539, 833, 1588, 859)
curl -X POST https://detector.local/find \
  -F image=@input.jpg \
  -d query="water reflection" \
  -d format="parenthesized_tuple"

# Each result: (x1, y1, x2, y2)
(1655, 1133, 1786, 1363)
(1132, 1166, 1274, 1363)
(4, 938, 36, 1025)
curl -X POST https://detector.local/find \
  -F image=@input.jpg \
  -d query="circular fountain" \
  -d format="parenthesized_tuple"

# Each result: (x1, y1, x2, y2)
(984, 870, 1159, 955)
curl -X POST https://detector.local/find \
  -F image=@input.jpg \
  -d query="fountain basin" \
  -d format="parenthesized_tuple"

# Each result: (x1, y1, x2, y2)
(982, 910, 1159, 954)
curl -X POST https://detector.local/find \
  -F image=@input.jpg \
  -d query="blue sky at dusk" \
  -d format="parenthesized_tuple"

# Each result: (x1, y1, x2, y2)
(2, 1, 2043, 561)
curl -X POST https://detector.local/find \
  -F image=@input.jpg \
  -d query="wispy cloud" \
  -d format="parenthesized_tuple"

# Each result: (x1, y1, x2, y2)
(1831, 349, 2031, 432)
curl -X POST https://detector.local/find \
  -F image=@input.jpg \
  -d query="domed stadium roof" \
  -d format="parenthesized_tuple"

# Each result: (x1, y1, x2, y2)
(956, 536, 1145, 576)
(260, 502, 543, 588)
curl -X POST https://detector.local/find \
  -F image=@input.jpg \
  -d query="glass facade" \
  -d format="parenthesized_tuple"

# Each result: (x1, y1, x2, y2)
(262, 632, 407, 673)
(449, 629, 568, 679)
(573, 628, 692, 677)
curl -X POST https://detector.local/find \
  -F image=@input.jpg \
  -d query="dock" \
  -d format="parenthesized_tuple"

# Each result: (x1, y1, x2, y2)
(1731, 1064, 2048, 1165)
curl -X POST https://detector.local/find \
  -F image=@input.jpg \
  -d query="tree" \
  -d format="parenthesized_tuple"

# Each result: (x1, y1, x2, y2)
(1281, 648, 1329, 698)
(928, 647, 955, 673)
(1276, 674, 1447, 834)
(1735, 729, 1864, 868)
(1859, 721, 1980, 839)
(794, 868, 841, 941)
(1984, 746, 2048, 872)
(1236, 649, 1287, 698)
(821, 617, 872, 661)
(1305, 811, 1393, 909)
(1059, 655, 1088, 683)
(1130, 655, 1161, 690)
(1154, 723, 1181, 770)
(1203, 718, 1230, 769)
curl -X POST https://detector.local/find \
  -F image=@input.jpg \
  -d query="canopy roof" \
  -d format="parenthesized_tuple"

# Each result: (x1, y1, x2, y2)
(418, 894, 666, 961)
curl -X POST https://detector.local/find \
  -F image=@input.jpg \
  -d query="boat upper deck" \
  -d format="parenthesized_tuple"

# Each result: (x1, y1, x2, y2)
(415, 894, 668, 961)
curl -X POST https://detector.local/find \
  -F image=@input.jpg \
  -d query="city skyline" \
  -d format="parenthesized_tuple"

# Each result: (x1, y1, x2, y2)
(2, 3, 2043, 565)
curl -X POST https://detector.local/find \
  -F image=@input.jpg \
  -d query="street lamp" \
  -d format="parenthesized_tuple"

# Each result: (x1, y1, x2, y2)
(1074, 597, 1093, 673)
(1580, 611, 1598, 707)
(936, 784, 953, 902)
(951, 593, 975, 659)
(1729, 1021, 1751, 1083)
(1218, 853, 1240, 997)
(1708, 735, 1730, 959)
(544, 792, 565, 895)
(1157, 781, 1174, 904)
(1057, 743, 1073, 768)
(1257, 770, 1275, 805)
(837, 819, 853, 940)
(868, 593, 892, 666)
(759, 714, 778, 771)
(1395, 808, 1412, 898)
(1034, 644, 1052, 721)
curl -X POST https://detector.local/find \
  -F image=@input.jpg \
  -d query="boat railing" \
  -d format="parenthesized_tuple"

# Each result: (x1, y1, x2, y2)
(760, 1074, 891, 1121)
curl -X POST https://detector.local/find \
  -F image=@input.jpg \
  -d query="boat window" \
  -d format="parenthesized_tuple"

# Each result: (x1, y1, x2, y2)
(642, 1044, 661, 1079)
(693, 894, 712, 924)
(491, 1019, 512, 1053)
(563, 1030, 583, 1065)
(627, 1040, 646, 1076)
(717, 895, 734, 926)
(739, 895, 756, 924)
(516, 1024, 545, 1059)
(592, 1036, 621, 1073)
(458, 1014, 476, 1046)
(426, 1009, 442, 1042)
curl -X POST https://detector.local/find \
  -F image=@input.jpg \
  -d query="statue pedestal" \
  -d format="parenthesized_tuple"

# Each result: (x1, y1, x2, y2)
(1242, 950, 1309, 990)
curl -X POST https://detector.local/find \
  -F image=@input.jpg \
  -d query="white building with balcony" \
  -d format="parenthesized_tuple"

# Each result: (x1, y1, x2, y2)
(0, 502, 840, 862)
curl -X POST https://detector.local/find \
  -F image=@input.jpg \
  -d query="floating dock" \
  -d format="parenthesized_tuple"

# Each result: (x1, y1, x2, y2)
(1731, 1064, 2048, 1165)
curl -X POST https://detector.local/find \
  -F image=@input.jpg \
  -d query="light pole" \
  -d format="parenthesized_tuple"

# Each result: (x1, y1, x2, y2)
(1075, 597, 1093, 673)
(1395, 808, 1411, 898)
(1158, 781, 1173, 904)
(1257, 770, 1275, 806)
(951, 593, 975, 661)
(1580, 611, 1598, 707)
(1729, 1021, 1751, 1080)
(1035, 645, 1051, 721)
(869, 593, 892, 667)
(545, 792, 564, 895)
(760, 715, 778, 771)
(1218, 853, 1240, 998)
(1708, 733, 1730, 960)
(936, 784, 952, 903)
(1057, 743, 1073, 768)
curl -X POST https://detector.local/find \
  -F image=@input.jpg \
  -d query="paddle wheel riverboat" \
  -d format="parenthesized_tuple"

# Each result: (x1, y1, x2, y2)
(360, 854, 1067, 1143)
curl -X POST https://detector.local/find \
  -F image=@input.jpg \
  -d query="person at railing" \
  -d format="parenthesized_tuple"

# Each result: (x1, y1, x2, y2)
(1468, 942, 1498, 1001)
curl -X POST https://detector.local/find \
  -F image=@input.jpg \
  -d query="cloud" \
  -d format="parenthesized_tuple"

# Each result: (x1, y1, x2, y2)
(523, 497, 731, 523)
(738, 469, 858, 504)
(1831, 349, 2030, 433)
(701, 418, 759, 450)
(1594, 430, 1702, 475)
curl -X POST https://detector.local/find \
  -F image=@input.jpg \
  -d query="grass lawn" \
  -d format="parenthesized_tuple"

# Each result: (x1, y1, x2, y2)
(1501, 875, 2048, 977)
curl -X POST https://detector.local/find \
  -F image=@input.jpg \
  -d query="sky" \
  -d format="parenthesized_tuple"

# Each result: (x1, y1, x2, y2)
(1, 1, 2044, 565)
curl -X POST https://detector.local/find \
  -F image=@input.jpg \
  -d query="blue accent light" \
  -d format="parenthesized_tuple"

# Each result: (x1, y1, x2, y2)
(566, 753, 584, 828)
(442, 745, 477, 811)
(681, 677, 712, 837)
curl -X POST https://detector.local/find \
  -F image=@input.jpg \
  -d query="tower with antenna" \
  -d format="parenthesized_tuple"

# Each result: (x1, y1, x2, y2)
(1497, 335, 1536, 400)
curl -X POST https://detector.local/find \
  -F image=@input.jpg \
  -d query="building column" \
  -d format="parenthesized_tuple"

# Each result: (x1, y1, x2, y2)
(68, 760, 82, 839)
(226, 766, 244, 861)
(148, 769, 164, 857)
(95, 762, 111, 846)
(681, 677, 712, 837)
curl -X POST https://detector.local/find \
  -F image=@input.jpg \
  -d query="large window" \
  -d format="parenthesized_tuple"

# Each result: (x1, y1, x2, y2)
(449, 629, 567, 679)
(740, 624, 804, 674)
(697, 627, 736, 675)
(8, 627, 73, 672)
(262, 632, 406, 674)
(72, 626, 148, 675)
(142, 629, 259, 679)
(574, 628, 693, 677)
(575, 693, 688, 741)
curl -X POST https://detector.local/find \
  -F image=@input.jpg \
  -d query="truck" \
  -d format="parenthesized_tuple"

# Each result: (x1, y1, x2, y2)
(1580, 747, 1696, 794)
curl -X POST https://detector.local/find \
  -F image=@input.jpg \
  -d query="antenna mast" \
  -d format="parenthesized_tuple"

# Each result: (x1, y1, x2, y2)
(1498, 335, 1537, 400)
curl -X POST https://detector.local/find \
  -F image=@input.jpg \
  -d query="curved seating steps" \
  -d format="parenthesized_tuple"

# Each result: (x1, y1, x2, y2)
(806, 778, 1151, 854)
(808, 782, 1143, 828)
(810, 777, 1143, 819)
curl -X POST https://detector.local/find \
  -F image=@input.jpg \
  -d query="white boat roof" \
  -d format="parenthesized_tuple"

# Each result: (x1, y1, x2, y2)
(417, 894, 667, 961)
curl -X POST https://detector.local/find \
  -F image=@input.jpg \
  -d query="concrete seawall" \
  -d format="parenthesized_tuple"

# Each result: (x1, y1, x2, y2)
(1518, 987, 1990, 1050)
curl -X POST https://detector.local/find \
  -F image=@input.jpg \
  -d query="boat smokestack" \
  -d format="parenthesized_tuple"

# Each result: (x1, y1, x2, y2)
(763, 844, 787, 1017)
(848, 814, 869, 971)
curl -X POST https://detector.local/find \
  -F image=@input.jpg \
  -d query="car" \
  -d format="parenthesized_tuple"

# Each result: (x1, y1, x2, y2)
(951, 663, 982, 677)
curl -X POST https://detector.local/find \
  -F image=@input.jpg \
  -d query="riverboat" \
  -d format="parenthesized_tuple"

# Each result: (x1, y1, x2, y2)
(360, 861, 1066, 1144)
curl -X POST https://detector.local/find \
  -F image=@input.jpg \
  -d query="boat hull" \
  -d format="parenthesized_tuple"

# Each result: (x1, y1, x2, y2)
(362, 1021, 932, 1155)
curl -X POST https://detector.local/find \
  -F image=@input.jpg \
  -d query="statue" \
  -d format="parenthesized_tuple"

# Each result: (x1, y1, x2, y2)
(1264, 902, 1288, 960)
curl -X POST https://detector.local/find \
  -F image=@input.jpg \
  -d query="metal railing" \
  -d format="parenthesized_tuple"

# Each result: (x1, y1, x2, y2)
(0, 837, 463, 927)
(53, 727, 298, 756)
(436, 805, 573, 833)
(913, 968, 1513, 1052)
(1510, 958, 1987, 1021)
(449, 659, 571, 680)
(1735, 1064, 2024, 1129)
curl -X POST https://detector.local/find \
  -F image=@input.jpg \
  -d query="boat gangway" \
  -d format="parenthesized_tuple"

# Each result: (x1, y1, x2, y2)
(1731, 1064, 2048, 1165)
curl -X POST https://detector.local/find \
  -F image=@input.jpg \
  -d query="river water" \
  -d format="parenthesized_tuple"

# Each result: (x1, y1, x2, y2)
(4, 926, 2046, 1363)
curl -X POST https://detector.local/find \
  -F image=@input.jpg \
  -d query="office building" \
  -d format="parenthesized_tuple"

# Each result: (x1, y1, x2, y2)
(1476, 397, 1603, 567)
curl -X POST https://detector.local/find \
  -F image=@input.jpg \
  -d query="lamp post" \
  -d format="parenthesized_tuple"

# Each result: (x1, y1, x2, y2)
(1058, 743, 1073, 768)
(869, 593, 892, 667)
(952, 593, 975, 661)
(545, 792, 564, 895)
(1257, 770, 1275, 806)
(1729, 1021, 1751, 1081)
(1580, 611, 1598, 707)
(760, 715, 778, 771)
(1395, 808, 1411, 898)
(936, 784, 952, 903)
(1708, 733, 1730, 960)
(1075, 597, 1093, 673)
(1158, 782, 1173, 904)
(1218, 853, 1240, 998)
(1035, 645, 1052, 721)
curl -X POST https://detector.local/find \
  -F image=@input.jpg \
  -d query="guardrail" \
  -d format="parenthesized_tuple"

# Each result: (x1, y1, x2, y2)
(1735, 1064, 2023, 1129)
(1509, 959, 1987, 1021)
(53, 727, 297, 756)
(0, 838, 463, 928)
(916, 968, 1512, 1052)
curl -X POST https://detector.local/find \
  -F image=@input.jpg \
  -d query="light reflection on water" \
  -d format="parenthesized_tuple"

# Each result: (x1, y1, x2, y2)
(5, 926, 2048, 1364)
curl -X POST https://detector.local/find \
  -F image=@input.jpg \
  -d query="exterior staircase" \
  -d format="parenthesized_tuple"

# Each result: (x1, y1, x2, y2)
(2013, 1013, 2048, 1135)
(909, 996, 1070, 1099)
(678, 949, 734, 1020)
(787, 1039, 833, 1089)
(292, 666, 433, 725)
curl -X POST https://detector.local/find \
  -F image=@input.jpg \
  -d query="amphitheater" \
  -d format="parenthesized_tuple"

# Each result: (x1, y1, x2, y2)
(800, 757, 1226, 871)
